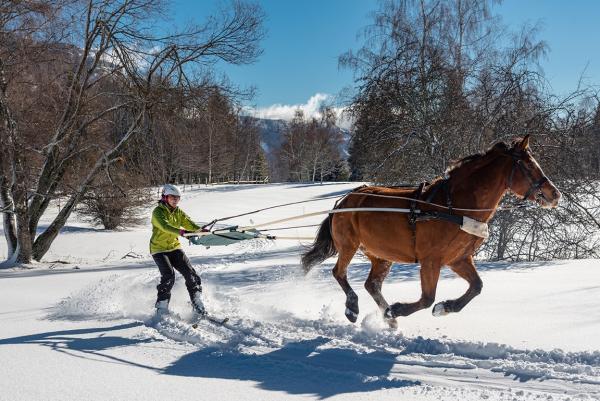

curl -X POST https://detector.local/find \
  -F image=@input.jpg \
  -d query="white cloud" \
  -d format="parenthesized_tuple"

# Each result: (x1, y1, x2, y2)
(249, 93, 354, 130)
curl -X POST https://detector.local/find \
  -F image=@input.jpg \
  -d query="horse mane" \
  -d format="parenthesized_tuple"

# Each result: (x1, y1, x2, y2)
(445, 141, 510, 179)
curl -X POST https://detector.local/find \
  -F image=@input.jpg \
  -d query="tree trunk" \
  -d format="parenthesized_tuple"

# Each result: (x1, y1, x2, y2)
(32, 189, 82, 260)
(0, 56, 32, 263)
(208, 123, 213, 184)
(14, 206, 33, 263)
(0, 177, 17, 261)
(238, 140, 251, 184)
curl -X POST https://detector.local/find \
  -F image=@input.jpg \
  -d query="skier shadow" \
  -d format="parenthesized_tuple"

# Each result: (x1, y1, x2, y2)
(0, 322, 157, 370)
(164, 337, 419, 398)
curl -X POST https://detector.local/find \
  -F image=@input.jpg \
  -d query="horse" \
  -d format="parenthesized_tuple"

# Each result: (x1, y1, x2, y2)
(301, 136, 561, 328)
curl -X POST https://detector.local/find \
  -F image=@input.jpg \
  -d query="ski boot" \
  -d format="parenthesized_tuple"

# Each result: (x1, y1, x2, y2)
(155, 299, 170, 317)
(191, 290, 206, 317)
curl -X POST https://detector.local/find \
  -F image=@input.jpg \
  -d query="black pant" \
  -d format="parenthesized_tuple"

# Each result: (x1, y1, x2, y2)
(152, 249, 201, 303)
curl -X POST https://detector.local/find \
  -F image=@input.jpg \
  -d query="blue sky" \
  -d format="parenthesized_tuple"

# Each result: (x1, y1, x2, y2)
(171, 0, 600, 119)
(499, 0, 600, 96)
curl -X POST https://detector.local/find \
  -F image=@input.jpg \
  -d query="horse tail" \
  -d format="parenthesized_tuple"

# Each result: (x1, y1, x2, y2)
(301, 215, 337, 274)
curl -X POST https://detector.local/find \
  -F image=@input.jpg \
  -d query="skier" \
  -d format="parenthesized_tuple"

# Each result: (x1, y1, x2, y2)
(150, 184, 206, 316)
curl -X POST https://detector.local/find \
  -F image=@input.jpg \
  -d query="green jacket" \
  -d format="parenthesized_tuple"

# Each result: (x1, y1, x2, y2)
(150, 201, 200, 254)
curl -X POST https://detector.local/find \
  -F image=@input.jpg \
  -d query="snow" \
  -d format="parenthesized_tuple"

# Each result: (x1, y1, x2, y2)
(0, 183, 599, 401)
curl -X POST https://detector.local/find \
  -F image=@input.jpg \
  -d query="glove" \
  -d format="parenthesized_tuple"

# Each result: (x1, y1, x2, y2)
(179, 229, 193, 237)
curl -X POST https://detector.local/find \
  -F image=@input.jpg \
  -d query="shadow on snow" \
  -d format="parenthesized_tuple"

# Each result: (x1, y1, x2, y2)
(0, 323, 418, 398)
(164, 337, 419, 398)
(0, 322, 157, 370)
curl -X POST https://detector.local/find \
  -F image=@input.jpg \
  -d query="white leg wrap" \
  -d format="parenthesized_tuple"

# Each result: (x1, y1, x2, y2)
(345, 308, 358, 319)
(432, 302, 449, 317)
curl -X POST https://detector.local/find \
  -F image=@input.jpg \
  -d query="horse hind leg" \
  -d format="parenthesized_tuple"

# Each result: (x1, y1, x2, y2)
(332, 245, 360, 323)
(363, 255, 397, 329)
(432, 256, 482, 316)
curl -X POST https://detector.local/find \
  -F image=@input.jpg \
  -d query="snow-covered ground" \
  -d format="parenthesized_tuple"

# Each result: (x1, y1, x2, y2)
(0, 183, 598, 401)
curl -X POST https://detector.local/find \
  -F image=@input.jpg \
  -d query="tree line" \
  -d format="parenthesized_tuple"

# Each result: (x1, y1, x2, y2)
(273, 108, 349, 182)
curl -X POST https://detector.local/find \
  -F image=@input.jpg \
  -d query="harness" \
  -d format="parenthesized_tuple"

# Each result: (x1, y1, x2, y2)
(403, 149, 549, 261)
(507, 151, 549, 201)
(408, 179, 462, 262)
(415, 179, 462, 225)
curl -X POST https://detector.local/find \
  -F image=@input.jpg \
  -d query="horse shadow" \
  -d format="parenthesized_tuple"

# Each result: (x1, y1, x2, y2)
(164, 337, 419, 399)
(2, 322, 419, 397)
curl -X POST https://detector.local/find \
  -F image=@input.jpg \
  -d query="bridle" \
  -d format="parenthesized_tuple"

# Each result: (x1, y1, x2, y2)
(506, 150, 549, 202)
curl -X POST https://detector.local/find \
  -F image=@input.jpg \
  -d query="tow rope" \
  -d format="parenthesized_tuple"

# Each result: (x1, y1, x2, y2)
(184, 205, 491, 248)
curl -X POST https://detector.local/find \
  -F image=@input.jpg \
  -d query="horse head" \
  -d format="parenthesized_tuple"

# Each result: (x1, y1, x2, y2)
(505, 135, 561, 208)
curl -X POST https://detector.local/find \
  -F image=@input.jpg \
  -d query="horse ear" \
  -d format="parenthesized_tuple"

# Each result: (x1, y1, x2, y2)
(518, 135, 530, 151)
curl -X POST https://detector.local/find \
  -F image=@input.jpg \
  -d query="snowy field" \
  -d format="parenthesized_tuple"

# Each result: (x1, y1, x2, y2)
(0, 183, 598, 401)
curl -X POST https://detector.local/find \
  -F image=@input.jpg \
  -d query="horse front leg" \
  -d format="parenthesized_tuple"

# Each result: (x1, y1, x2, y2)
(432, 256, 482, 316)
(332, 249, 360, 323)
(364, 256, 397, 328)
(385, 260, 441, 318)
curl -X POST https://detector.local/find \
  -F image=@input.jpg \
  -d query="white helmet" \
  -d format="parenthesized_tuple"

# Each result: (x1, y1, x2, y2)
(162, 184, 182, 197)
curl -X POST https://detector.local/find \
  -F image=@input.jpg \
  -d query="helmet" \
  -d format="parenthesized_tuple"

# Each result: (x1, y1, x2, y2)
(162, 184, 182, 197)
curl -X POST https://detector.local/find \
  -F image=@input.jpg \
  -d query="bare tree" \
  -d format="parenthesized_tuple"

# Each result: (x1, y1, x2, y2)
(1, 0, 265, 264)
(340, 0, 600, 261)
(340, 0, 546, 182)
(0, 0, 66, 261)
(76, 165, 153, 230)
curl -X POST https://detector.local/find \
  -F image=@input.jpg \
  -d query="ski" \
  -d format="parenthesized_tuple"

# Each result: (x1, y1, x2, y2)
(192, 314, 229, 328)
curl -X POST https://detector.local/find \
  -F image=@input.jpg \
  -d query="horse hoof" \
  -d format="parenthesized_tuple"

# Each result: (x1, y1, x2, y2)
(345, 308, 358, 323)
(432, 302, 449, 317)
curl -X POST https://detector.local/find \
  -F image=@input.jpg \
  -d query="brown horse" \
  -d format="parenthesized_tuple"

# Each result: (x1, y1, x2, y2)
(301, 136, 561, 328)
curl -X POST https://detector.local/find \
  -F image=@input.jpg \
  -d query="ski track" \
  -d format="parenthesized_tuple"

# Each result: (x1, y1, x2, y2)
(48, 240, 600, 400)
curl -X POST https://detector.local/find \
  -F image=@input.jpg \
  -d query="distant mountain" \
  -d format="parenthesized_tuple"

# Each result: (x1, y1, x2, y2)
(242, 116, 289, 153)
(242, 116, 350, 156)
